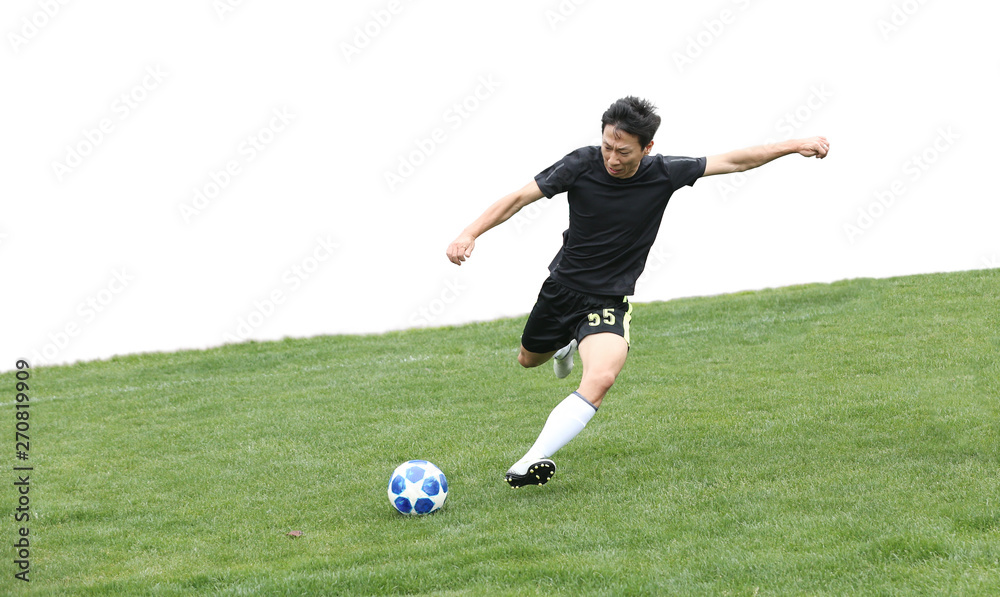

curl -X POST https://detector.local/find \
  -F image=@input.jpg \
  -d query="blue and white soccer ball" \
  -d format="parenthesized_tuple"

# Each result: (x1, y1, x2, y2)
(387, 460, 448, 515)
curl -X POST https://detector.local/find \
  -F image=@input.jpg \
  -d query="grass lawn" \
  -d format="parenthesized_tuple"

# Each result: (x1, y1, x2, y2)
(3, 268, 998, 595)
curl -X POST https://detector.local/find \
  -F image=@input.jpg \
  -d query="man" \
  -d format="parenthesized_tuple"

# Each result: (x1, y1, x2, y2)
(446, 96, 829, 488)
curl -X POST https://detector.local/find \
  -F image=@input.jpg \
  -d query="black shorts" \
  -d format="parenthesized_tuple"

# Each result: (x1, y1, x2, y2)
(520, 276, 632, 354)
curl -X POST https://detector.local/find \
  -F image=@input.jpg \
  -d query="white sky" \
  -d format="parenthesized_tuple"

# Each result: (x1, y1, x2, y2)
(3, 0, 998, 369)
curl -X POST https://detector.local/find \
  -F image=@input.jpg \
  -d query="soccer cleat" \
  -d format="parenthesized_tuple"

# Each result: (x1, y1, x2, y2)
(505, 459, 556, 488)
(552, 339, 577, 379)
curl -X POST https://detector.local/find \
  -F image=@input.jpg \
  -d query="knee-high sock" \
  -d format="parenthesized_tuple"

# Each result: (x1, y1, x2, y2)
(518, 391, 597, 464)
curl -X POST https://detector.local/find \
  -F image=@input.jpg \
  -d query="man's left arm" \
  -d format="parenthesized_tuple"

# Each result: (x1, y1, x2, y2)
(702, 136, 829, 177)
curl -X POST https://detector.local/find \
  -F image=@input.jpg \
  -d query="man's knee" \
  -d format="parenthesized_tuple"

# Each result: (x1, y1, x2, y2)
(517, 346, 544, 369)
(578, 369, 619, 409)
(517, 348, 549, 368)
(590, 370, 619, 393)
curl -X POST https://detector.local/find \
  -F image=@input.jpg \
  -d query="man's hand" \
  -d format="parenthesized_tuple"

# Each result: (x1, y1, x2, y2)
(447, 233, 476, 266)
(796, 136, 830, 159)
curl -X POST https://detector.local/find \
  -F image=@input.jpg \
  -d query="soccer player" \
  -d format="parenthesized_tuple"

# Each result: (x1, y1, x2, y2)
(446, 96, 829, 488)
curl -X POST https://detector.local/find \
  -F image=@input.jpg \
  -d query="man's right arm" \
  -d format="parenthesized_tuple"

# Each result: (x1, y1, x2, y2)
(703, 137, 829, 176)
(446, 180, 545, 266)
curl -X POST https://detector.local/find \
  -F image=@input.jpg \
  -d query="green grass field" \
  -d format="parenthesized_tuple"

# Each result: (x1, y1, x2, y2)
(4, 269, 999, 595)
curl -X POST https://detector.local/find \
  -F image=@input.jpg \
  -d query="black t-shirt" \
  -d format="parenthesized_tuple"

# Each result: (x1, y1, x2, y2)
(534, 146, 706, 296)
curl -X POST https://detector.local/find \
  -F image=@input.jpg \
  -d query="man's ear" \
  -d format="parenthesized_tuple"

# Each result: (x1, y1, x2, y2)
(644, 140, 654, 155)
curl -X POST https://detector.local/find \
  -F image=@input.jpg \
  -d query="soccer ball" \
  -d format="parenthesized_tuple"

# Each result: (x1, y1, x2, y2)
(387, 460, 448, 515)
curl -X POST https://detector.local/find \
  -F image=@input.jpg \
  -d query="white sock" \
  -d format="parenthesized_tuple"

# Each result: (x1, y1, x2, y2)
(554, 339, 575, 360)
(511, 392, 597, 473)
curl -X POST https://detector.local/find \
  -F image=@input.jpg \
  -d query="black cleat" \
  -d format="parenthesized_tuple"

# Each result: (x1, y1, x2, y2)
(505, 459, 556, 488)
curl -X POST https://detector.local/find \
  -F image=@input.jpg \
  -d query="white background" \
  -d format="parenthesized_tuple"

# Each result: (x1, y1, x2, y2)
(2, 0, 998, 370)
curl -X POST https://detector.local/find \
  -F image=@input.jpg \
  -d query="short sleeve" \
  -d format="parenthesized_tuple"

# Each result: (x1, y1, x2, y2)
(661, 155, 707, 189)
(534, 147, 595, 198)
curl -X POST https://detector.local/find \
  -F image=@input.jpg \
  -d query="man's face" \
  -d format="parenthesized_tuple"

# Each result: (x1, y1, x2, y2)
(601, 125, 653, 179)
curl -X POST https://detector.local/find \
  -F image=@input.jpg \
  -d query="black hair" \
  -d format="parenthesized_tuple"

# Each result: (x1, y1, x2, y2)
(600, 96, 661, 148)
